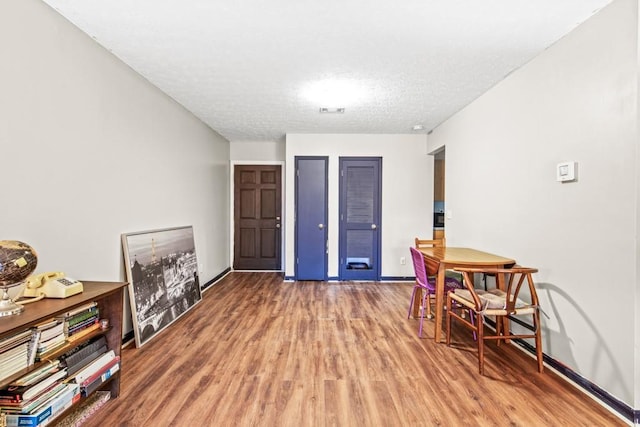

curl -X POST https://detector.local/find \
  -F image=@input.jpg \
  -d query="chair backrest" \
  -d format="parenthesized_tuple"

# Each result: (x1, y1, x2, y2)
(423, 256, 441, 277)
(454, 267, 539, 313)
(409, 247, 438, 291)
(414, 237, 446, 249)
(503, 267, 540, 312)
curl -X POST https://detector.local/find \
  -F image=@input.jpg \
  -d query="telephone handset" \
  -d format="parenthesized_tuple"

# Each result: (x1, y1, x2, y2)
(18, 272, 84, 303)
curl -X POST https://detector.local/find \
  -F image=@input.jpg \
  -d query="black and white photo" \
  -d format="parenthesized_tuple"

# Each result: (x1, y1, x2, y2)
(122, 226, 202, 347)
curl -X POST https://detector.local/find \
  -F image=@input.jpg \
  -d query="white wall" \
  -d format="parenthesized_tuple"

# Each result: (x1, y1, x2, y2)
(635, 1, 640, 413)
(230, 140, 285, 162)
(1, 0, 230, 334)
(429, 0, 638, 408)
(285, 134, 432, 279)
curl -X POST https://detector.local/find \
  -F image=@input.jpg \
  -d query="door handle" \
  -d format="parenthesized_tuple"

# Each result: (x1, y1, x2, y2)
(371, 224, 377, 230)
(318, 224, 324, 229)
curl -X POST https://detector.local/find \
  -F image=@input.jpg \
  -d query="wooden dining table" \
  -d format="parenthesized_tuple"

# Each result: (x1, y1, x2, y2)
(417, 247, 516, 342)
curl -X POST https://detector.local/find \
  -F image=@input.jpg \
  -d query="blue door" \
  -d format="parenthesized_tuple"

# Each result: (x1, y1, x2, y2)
(339, 157, 382, 280)
(295, 157, 328, 280)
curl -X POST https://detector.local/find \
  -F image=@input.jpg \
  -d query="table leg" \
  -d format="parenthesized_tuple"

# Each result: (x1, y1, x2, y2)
(433, 262, 446, 342)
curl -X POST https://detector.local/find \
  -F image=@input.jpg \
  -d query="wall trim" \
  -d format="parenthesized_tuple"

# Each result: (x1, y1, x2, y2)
(201, 267, 232, 291)
(484, 314, 636, 424)
(380, 276, 414, 282)
(513, 339, 635, 424)
(122, 330, 135, 347)
(285, 275, 415, 282)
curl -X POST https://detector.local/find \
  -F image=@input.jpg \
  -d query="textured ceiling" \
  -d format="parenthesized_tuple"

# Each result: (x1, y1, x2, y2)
(41, 0, 611, 142)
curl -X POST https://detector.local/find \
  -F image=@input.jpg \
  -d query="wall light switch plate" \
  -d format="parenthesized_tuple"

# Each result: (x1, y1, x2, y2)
(557, 161, 577, 182)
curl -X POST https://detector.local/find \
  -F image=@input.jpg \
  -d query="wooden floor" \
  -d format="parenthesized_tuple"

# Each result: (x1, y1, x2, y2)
(84, 272, 625, 426)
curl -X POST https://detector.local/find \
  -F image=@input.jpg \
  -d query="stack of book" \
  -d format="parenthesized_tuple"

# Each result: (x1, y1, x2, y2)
(32, 320, 65, 363)
(59, 336, 108, 377)
(0, 363, 78, 427)
(0, 330, 32, 383)
(1, 383, 79, 427)
(68, 349, 120, 398)
(56, 302, 100, 344)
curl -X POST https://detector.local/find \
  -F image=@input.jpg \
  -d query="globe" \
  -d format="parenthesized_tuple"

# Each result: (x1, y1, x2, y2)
(0, 240, 38, 316)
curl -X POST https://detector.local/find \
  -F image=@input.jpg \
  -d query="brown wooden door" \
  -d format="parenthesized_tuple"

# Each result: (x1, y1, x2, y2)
(233, 165, 282, 270)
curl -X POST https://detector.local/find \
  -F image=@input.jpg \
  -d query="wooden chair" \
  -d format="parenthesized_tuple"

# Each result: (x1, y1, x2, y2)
(414, 237, 462, 283)
(446, 267, 543, 375)
(414, 237, 445, 249)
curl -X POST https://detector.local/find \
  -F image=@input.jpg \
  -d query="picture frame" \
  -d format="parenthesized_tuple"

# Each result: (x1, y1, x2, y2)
(121, 226, 202, 347)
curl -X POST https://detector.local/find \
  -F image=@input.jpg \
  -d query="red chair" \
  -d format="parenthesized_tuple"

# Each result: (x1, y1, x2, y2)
(407, 246, 464, 338)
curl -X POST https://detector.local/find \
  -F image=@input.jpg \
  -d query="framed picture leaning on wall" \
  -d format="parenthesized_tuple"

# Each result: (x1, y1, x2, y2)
(121, 225, 202, 347)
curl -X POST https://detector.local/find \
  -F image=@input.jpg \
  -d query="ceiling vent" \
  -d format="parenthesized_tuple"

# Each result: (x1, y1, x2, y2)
(319, 107, 345, 114)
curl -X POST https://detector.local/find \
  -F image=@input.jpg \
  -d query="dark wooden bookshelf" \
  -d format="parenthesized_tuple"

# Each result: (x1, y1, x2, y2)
(0, 281, 127, 420)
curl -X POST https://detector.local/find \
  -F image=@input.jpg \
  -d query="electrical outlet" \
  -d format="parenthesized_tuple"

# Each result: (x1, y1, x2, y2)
(400, 257, 406, 265)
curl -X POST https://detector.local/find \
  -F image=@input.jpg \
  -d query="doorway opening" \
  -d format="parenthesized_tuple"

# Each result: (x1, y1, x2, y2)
(433, 149, 446, 240)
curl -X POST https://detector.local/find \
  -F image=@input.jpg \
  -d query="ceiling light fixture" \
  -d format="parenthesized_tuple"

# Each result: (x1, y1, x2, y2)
(319, 107, 345, 114)
(412, 124, 425, 131)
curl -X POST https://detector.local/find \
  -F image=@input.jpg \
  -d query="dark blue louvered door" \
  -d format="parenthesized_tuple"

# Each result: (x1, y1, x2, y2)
(339, 157, 382, 280)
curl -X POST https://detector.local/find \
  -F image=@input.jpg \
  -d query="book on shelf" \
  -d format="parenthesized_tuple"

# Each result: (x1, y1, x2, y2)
(69, 350, 116, 386)
(34, 321, 64, 343)
(65, 323, 101, 344)
(27, 331, 42, 367)
(80, 358, 119, 397)
(21, 381, 70, 416)
(64, 308, 99, 331)
(31, 319, 57, 330)
(0, 383, 67, 414)
(0, 330, 32, 378)
(0, 344, 30, 383)
(0, 356, 29, 381)
(9, 361, 60, 388)
(35, 334, 66, 357)
(0, 330, 32, 353)
(79, 356, 119, 389)
(55, 302, 98, 320)
(37, 333, 65, 351)
(35, 343, 67, 363)
(3, 383, 79, 427)
(33, 323, 66, 363)
(66, 317, 99, 337)
(0, 343, 30, 364)
(0, 350, 29, 375)
(59, 336, 107, 377)
(0, 368, 67, 402)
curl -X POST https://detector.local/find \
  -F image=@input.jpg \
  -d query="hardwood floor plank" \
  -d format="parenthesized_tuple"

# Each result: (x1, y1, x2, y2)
(79, 272, 626, 426)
